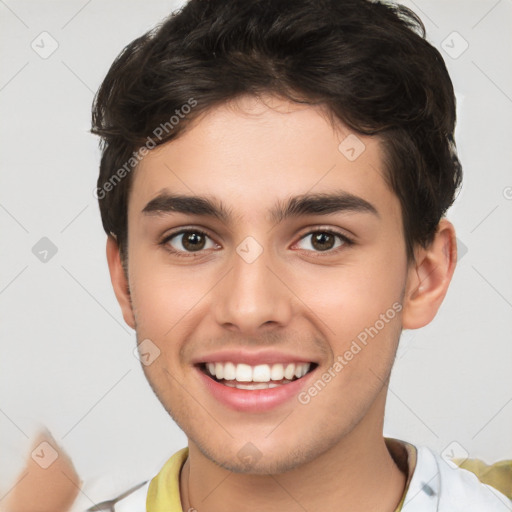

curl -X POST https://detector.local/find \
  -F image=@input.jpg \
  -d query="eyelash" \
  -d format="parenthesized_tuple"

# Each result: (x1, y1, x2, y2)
(160, 227, 354, 258)
(160, 229, 218, 259)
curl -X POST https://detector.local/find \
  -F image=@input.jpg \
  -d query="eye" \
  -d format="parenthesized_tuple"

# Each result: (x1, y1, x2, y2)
(163, 229, 218, 254)
(295, 229, 353, 253)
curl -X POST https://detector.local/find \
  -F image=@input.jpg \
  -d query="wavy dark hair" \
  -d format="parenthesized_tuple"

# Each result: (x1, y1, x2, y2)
(91, 0, 462, 262)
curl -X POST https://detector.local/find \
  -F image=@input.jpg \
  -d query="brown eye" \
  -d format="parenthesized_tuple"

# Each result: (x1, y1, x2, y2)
(182, 232, 206, 251)
(295, 230, 350, 253)
(165, 230, 216, 253)
(311, 232, 336, 251)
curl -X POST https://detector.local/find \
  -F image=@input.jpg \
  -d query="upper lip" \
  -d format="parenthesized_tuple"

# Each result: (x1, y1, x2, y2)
(191, 349, 319, 366)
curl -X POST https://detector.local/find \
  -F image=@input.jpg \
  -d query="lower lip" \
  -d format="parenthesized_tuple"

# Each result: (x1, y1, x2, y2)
(196, 367, 316, 412)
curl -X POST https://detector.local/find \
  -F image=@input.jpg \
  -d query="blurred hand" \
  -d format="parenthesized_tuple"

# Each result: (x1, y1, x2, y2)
(1, 429, 80, 512)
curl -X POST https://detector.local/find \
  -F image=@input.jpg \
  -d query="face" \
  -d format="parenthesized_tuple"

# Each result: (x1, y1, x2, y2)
(120, 95, 414, 474)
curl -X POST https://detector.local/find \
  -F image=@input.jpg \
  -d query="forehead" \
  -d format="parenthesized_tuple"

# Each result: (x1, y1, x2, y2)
(129, 95, 400, 225)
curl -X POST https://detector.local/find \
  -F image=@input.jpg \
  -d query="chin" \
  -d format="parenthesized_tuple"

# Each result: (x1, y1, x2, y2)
(194, 431, 339, 475)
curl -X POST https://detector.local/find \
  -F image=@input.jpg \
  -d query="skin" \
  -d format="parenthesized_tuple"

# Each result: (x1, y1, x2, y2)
(2, 429, 80, 512)
(103, 94, 457, 512)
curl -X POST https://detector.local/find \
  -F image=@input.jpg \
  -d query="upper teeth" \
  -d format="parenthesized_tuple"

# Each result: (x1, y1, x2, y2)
(206, 362, 311, 382)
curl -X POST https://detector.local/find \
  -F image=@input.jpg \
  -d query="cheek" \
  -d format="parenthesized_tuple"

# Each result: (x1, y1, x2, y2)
(297, 255, 404, 342)
(128, 247, 210, 335)
(300, 266, 403, 404)
(290, 250, 406, 395)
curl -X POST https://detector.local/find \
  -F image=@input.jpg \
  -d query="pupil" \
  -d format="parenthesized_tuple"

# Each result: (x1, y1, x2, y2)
(312, 232, 334, 251)
(183, 232, 205, 251)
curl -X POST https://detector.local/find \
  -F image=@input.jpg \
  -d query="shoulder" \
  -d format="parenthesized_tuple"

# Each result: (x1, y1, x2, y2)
(403, 444, 512, 512)
(71, 447, 187, 511)
(114, 447, 188, 511)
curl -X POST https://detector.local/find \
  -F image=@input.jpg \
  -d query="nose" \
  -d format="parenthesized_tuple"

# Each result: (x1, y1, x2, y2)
(212, 242, 293, 334)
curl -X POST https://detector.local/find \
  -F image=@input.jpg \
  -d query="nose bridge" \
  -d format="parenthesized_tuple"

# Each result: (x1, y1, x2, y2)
(213, 238, 292, 332)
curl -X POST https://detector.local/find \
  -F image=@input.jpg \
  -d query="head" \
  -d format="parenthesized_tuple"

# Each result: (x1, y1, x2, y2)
(92, 0, 461, 473)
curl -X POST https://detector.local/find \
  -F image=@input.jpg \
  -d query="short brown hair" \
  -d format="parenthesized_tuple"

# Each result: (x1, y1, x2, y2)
(91, 0, 462, 261)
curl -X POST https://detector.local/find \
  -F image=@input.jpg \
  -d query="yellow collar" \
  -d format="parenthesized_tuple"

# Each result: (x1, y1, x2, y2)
(146, 438, 417, 512)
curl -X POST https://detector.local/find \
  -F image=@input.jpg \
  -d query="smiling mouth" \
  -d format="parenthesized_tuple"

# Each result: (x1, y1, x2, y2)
(198, 361, 318, 390)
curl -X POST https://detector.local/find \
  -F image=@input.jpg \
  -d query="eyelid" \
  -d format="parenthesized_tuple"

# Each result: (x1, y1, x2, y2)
(160, 225, 218, 244)
(296, 224, 356, 240)
(291, 227, 354, 252)
(294, 225, 354, 243)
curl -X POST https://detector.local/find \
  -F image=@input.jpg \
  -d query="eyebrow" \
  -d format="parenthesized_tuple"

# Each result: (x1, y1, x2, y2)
(142, 190, 379, 224)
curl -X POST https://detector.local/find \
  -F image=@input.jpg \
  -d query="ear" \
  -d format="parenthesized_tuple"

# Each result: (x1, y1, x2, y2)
(402, 219, 457, 329)
(106, 235, 135, 330)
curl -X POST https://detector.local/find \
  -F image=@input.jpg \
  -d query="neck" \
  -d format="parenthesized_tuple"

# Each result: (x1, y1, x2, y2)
(180, 394, 407, 512)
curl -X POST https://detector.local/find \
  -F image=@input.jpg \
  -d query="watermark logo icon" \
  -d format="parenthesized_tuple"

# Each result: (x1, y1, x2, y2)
(456, 237, 468, 261)
(134, 338, 161, 366)
(441, 441, 469, 467)
(237, 442, 263, 467)
(441, 32, 469, 59)
(236, 236, 264, 264)
(338, 134, 366, 161)
(31, 31, 59, 59)
(31, 441, 59, 469)
(32, 237, 58, 263)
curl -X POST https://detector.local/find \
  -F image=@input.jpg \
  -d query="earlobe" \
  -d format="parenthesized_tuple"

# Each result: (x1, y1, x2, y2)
(402, 219, 457, 329)
(106, 236, 136, 330)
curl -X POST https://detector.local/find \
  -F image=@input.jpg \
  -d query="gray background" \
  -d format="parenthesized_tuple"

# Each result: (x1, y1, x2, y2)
(1, 0, 511, 505)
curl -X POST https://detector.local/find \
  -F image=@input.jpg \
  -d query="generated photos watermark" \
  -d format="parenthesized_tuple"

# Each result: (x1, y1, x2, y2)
(298, 301, 403, 405)
(94, 98, 197, 200)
